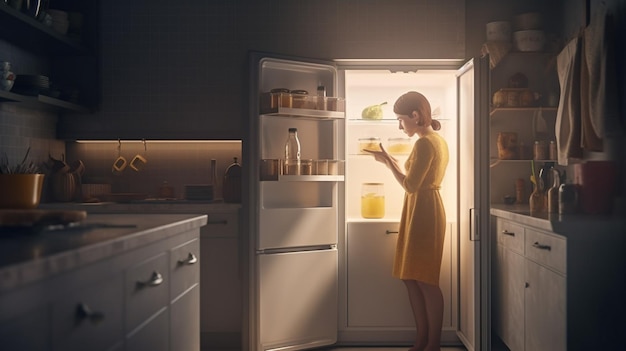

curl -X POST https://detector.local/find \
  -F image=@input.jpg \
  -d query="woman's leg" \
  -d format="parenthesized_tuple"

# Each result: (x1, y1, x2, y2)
(403, 279, 428, 351)
(417, 281, 444, 351)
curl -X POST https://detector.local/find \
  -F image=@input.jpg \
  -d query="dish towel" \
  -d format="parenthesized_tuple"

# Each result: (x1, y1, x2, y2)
(581, 2, 622, 149)
(556, 36, 584, 165)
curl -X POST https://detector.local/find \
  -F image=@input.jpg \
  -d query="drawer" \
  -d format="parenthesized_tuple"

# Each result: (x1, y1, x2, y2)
(525, 228, 567, 275)
(170, 238, 200, 299)
(51, 274, 124, 351)
(125, 252, 169, 332)
(496, 218, 525, 254)
(201, 211, 239, 238)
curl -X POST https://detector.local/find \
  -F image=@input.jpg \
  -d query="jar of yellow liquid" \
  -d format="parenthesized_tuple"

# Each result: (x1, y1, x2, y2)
(361, 182, 385, 218)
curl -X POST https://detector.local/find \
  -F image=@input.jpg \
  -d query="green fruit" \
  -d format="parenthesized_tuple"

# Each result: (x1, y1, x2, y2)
(361, 102, 387, 119)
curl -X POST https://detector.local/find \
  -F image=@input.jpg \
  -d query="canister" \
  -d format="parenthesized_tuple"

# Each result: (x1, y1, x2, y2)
(358, 137, 381, 154)
(361, 182, 385, 219)
(387, 137, 412, 155)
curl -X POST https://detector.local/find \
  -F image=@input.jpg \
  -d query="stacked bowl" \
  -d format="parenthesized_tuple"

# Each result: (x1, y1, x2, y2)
(512, 12, 545, 52)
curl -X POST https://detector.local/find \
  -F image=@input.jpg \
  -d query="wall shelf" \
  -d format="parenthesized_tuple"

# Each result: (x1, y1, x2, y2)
(0, 89, 90, 112)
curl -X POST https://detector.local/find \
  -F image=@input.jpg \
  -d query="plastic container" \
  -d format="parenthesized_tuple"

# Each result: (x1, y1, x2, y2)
(361, 182, 385, 219)
(358, 137, 382, 154)
(387, 137, 413, 155)
(291, 90, 308, 108)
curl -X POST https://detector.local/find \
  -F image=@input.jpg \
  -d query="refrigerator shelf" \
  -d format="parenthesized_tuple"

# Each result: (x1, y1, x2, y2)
(265, 175, 345, 182)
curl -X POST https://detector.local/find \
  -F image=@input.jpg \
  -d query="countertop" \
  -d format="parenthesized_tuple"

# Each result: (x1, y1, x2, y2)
(490, 204, 626, 236)
(40, 201, 241, 213)
(0, 213, 208, 292)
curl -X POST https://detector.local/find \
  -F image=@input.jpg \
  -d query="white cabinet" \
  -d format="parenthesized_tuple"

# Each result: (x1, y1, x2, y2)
(0, 219, 201, 351)
(494, 217, 566, 351)
(200, 210, 242, 348)
(344, 221, 453, 342)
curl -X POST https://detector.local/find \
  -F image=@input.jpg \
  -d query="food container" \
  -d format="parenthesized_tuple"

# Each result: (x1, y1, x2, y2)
(361, 182, 385, 219)
(387, 137, 412, 155)
(270, 88, 292, 108)
(313, 159, 328, 175)
(327, 160, 344, 175)
(291, 90, 309, 108)
(513, 30, 545, 52)
(533, 140, 549, 160)
(300, 159, 313, 175)
(497, 132, 518, 160)
(486, 21, 512, 42)
(260, 159, 280, 180)
(358, 137, 382, 154)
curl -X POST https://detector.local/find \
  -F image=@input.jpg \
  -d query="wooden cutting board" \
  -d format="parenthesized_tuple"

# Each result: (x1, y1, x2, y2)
(0, 209, 87, 227)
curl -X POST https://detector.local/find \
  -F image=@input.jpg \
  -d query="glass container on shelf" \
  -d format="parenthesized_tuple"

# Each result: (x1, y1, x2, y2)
(361, 182, 385, 219)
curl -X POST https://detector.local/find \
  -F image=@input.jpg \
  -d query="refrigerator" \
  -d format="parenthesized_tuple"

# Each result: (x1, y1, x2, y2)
(243, 52, 490, 351)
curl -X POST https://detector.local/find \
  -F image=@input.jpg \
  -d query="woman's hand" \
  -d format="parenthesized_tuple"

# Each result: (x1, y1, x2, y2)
(363, 144, 397, 167)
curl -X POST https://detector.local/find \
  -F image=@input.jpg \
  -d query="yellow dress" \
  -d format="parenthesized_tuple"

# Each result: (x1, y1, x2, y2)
(392, 132, 449, 285)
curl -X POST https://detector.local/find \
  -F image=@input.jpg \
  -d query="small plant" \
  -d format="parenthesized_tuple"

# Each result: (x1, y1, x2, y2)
(0, 147, 41, 174)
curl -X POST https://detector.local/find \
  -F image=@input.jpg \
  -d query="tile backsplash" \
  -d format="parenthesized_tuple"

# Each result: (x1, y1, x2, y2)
(65, 141, 242, 201)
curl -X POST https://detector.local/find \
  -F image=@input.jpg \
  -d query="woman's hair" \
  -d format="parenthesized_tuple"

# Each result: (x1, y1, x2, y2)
(393, 91, 441, 130)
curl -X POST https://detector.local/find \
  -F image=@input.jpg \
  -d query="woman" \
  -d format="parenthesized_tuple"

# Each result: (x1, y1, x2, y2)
(365, 91, 449, 351)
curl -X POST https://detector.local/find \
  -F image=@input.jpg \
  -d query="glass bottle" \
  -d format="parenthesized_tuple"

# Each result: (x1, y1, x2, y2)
(284, 127, 301, 175)
(361, 182, 385, 219)
(529, 181, 545, 214)
(547, 168, 561, 213)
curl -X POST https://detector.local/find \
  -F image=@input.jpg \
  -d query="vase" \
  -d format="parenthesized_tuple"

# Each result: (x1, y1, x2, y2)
(0, 174, 45, 209)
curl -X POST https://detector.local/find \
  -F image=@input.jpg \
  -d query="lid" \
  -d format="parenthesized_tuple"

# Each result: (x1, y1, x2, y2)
(270, 88, 290, 93)
(388, 137, 411, 142)
(358, 137, 381, 141)
(288, 127, 297, 132)
(291, 90, 308, 95)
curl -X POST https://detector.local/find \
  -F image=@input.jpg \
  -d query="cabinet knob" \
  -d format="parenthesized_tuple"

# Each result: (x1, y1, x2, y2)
(532, 242, 551, 251)
(502, 230, 515, 236)
(76, 303, 105, 324)
(178, 252, 198, 265)
(137, 271, 164, 288)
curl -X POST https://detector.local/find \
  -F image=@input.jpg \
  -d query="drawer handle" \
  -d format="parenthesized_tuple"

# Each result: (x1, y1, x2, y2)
(137, 271, 164, 288)
(385, 230, 399, 235)
(208, 220, 228, 225)
(178, 252, 198, 265)
(76, 303, 105, 324)
(501, 230, 515, 236)
(532, 242, 551, 251)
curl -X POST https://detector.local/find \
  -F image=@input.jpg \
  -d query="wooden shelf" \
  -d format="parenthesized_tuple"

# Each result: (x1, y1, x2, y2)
(0, 89, 90, 112)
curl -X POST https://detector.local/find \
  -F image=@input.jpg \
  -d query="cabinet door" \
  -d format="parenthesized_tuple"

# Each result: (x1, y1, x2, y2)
(125, 308, 169, 351)
(125, 252, 169, 332)
(171, 285, 200, 351)
(0, 305, 50, 351)
(51, 274, 124, 351)
(525, 260, 566, 351)
(346, 222, 453, 329)
(494, 245, 525, 351)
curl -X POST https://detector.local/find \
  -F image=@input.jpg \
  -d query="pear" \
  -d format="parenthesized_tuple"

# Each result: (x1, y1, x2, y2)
(361, 102, 387, 119)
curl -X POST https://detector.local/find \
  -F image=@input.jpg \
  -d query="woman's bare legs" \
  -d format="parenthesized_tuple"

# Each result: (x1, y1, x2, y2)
(418, 281, 444, 351)
(403, 279, 444, 351)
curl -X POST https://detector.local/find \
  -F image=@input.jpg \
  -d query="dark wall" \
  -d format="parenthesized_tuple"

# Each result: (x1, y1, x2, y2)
(57, 0, 466, 140)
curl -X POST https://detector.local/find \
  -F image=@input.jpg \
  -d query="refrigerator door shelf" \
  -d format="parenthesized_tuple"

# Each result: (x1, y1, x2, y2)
(273, 175, 344, 182)
(260, 107, 345, 119)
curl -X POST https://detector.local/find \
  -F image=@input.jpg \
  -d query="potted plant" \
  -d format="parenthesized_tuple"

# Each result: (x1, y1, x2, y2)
(0, 147, 45, 209)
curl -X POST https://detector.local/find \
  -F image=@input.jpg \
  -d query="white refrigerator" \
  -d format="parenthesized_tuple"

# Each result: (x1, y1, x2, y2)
(243, 52, 490, 351)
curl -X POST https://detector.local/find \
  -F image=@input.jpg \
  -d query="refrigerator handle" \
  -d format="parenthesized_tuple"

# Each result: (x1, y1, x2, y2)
(469, 208, 480, 241)
(385, 230, 399, 235)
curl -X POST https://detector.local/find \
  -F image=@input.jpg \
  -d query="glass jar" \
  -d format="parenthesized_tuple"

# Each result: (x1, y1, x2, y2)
(361, 182, 385, 219)
(533, 140, 548, 160)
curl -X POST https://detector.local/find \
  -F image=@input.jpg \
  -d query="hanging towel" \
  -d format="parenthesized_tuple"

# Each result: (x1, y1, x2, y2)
(582, 2, 622, 143)
(580, 33, 604, 151)
(556, 36, 584, 165)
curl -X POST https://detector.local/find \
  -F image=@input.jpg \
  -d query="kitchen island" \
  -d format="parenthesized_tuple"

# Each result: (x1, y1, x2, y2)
(0, 213, 207, 351)
(491, 205, 626, 351)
